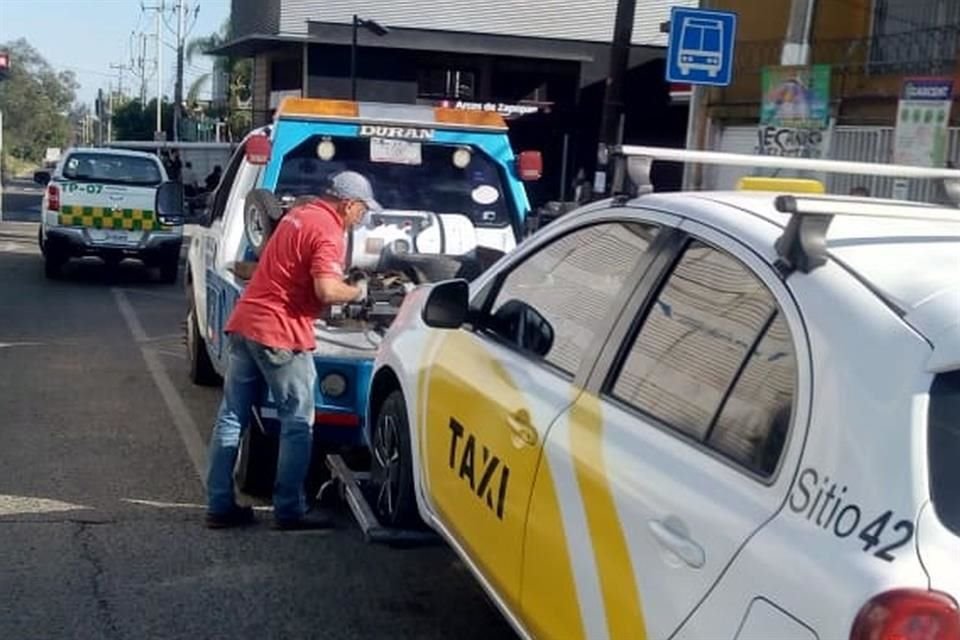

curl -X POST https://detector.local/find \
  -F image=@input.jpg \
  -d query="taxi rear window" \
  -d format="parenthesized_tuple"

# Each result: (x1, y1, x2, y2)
(929, 369, 960, 536)
(62, 153, 163, 187)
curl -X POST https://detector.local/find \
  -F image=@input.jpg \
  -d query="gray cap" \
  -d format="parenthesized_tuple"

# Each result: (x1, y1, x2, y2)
(326, 170, 382, 211)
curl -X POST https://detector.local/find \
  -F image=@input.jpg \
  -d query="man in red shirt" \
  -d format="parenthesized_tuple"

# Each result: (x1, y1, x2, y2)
(206, 171, 380, 530)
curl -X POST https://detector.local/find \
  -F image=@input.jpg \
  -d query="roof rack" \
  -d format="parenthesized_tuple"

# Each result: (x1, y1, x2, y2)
(611, 145, 960, 277)
(609, 145, 960, 275)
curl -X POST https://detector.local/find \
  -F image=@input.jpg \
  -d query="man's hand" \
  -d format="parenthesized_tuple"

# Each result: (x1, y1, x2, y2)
(314, 275, 364, 305)
(346, 269, 368, 303)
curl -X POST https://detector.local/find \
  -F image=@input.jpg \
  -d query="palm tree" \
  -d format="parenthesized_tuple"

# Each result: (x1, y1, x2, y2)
(185, 19, 252, 138)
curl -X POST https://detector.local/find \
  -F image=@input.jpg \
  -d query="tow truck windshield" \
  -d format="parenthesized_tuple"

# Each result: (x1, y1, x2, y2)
(274, 135, 514, 228)
(62, 152, 163, 187)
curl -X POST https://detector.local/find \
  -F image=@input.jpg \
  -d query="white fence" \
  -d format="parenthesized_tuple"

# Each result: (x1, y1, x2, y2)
(710, 125, 960, 203)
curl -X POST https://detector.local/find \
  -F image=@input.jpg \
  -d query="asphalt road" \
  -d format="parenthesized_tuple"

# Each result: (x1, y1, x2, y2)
(0, 183, 516, 640)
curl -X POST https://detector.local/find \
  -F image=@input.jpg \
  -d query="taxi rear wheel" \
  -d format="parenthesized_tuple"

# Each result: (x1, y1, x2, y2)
(371, 391, 420, 528)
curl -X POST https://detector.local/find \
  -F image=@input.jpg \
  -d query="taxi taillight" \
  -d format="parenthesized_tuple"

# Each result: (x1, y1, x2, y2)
(851, 589, 960, 640)
(47, 185, 60, 212)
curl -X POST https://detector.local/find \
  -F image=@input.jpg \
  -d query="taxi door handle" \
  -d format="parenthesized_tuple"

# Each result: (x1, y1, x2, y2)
(506, 410, 538, 448)
(649, 520, 705, 569)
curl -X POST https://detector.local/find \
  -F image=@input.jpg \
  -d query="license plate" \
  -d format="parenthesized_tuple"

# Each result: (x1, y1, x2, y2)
(105, 230, 129, 243)
(370, 138, 422, 165)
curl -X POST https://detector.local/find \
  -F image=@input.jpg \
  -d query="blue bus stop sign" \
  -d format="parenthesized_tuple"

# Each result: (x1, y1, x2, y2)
(666, 7, 738, 87)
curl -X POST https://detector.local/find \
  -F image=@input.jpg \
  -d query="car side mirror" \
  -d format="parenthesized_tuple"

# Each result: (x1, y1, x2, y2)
(156, 181, 186, 226)
(490, 299, 554, 357)
(422, 279, 470, 329)
(33, 170, 51, 186)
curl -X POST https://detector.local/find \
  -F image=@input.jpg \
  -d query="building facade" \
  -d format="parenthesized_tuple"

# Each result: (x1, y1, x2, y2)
(704, 0, 960, 198)
(214, 0, 697, 203)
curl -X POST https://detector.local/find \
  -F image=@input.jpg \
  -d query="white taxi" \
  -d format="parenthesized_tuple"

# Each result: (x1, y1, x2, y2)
(35, 148, 185, 281)
(366, 149, 960, 640)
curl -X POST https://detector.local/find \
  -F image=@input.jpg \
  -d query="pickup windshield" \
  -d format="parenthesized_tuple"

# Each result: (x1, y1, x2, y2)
(274, 134, 514, 228)
(62, 152, 163, 187)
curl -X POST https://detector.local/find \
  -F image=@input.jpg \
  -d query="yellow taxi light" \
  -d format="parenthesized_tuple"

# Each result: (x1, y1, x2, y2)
(737, 176, 825, 194)
(433, 107, 506, 128)
(277, 97, 359, 119)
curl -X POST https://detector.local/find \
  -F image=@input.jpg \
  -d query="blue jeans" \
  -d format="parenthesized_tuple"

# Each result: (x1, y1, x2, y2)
(206, 334, 317, 521)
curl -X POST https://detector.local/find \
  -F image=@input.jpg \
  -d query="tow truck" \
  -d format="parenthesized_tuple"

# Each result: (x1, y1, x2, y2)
(185, 97, 541, 501)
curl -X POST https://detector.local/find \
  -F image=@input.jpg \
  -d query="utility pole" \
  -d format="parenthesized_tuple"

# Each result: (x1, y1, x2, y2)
(782, 0, 817, 65)
(593, 0, 637, 196)
(141, 1, 166, 136)
(173, 0, 185, 141)
(107, 84, 114, 143)
(156, 1, 164, 136)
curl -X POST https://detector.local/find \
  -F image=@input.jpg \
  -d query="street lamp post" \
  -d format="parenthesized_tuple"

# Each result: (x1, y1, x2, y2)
(350, 15, 389, 101)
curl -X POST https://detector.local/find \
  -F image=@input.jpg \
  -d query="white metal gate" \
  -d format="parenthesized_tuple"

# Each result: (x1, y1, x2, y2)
(707, 124, 960, 203)
(828, 126, 960, 202)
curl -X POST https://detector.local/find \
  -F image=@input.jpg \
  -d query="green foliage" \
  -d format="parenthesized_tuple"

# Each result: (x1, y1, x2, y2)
(111, 99, 174, 141)
(0, 38, 77, 162)
(184, 17, 253, 140)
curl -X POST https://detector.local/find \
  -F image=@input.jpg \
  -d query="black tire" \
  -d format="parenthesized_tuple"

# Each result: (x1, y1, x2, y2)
(159, 254, 179, 284)
(44, 251, 65, 280)
(370, 391, 420, 528)
(186, 302, 221, 386)
(244, 189, 283, 258)
(38, 226, 46, 257)
(235, 415, 278, 498)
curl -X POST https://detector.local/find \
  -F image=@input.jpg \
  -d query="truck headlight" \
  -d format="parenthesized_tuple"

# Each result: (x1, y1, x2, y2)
(320, 373, 347, 398)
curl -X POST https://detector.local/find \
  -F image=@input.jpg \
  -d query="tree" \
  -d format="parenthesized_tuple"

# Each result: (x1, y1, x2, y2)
(112, 99, 174, 141)
(0, 39, 78, 162)
(185, 19, 252, 140)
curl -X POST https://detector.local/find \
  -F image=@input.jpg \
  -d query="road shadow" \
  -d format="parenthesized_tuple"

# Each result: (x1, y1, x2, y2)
(52, 258, 182, 289)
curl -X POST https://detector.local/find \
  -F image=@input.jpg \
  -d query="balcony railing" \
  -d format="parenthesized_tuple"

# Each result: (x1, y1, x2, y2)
(730, 24, 960, 79)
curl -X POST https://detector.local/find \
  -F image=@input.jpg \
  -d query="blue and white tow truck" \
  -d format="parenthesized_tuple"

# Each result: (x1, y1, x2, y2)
(184, 97, 540, 495)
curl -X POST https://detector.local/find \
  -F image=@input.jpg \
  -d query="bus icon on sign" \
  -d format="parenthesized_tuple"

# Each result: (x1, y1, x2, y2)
(679, 18, 724, 78)
(666, 8, 737, 87)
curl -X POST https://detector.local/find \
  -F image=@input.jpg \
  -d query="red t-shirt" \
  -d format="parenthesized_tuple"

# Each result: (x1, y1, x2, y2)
(226, 199, 345, 351)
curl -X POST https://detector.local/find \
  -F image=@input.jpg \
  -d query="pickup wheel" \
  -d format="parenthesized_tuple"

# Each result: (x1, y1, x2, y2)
(235, 415, 278, 498)
(159, 254, 179, 284)
(244, 189, 283, 258)
(44, 250, 66, 280)
(370, 390, 420, 528)
(186, 302, 221, 386)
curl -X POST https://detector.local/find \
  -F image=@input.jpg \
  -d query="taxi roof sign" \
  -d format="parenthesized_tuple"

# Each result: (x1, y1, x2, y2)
(275, 97, 507, 131)
(737, 176, 825, 194)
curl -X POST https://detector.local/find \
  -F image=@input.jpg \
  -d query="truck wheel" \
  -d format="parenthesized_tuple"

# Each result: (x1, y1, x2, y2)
(370, 391, 420, 528)
(235, 416, 278, 498)
(244, 189, 283, 258)
(38, 226, 46, 256)
(186, 303, 221, 386)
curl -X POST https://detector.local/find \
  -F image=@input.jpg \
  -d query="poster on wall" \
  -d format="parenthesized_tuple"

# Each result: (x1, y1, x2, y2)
(893, 78, 953, 168)
(756, 64, 832, 158)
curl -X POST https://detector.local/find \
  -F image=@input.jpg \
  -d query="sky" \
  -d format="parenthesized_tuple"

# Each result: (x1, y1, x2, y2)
(0, 0, 231, 107)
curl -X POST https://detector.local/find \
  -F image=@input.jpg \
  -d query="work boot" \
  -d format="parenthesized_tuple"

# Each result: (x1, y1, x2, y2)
(272, 509, 335, 531)
(205, 505, 257, 529)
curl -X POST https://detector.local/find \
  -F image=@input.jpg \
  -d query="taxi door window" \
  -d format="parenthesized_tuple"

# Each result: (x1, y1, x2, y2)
(608, 241, 796, 477)
(482, 222, 659, 376)
(209, 143, 245, 222)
